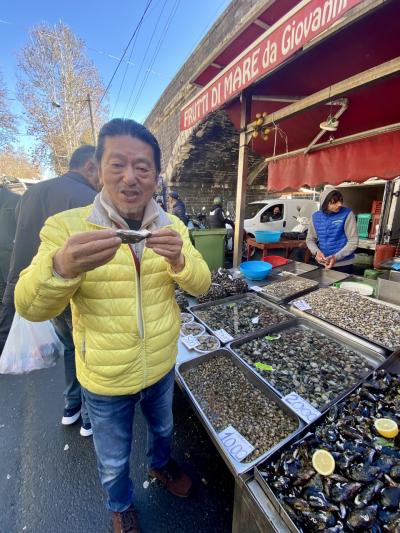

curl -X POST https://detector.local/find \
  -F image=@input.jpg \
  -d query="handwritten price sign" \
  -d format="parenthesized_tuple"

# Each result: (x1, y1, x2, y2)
(214, 329, 234, 343)
(283, 392, 321, 424)
(218, 425, 255, 462)
(292, 299, 312, 311)
(180, 335, 200, 350)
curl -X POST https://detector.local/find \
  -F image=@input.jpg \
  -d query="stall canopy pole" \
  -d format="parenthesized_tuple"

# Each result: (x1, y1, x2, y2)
(233, 91, 251, 268)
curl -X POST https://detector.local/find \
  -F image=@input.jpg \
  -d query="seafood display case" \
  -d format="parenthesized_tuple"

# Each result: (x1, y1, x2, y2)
(289, 287, 400, 354)
(298, 268, 350, 286)
(274, 261, 319, 276)
(189, 293, 296, 344)
(253, 350, 400, 533)
(253, 274, 319, 304)
(176, 349, 303, 476)
(229, 318, 385, 413)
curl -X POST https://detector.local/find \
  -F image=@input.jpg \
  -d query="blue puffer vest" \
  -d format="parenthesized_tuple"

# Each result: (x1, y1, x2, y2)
(312, 207, 354, 261)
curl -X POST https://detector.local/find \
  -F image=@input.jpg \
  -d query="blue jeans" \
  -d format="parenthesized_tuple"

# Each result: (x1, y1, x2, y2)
(83, 367, 175, 512)
(51, 308, 89, 425)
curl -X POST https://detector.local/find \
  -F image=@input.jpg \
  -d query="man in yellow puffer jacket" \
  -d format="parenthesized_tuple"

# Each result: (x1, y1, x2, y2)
(15, 119, 211, 533)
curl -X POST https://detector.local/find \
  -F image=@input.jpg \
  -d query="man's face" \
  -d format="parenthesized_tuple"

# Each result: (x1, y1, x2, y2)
(273, 207, 280, 215)
(99, 135, 158, 218)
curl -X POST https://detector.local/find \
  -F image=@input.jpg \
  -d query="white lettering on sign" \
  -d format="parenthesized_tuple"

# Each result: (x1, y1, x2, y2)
(283, 392, 321, 424)
(214, 329, 234, 343)
(218, 425, 255, 462)
(180, 0, 360, 130)
(181, 335, 200, 350)
(292, 299, 312, 311)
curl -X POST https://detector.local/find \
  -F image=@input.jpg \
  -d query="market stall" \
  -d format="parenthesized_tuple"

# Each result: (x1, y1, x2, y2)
(180, 0, 400, 268)
(175, 0, 400, 530)
(174, 262, 400, 532)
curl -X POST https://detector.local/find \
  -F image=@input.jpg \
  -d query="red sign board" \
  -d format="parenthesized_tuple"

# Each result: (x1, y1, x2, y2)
(180, 0, 364, 131)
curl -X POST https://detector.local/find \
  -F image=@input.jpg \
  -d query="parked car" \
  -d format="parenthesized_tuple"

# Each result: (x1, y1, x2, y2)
(244, 198, 319, 237)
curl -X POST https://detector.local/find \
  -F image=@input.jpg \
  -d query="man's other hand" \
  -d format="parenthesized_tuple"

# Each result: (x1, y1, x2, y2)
(146, 228, 185, 273)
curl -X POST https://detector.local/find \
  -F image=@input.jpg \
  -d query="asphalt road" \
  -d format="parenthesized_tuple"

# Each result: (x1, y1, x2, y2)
(0, 361, 234, 533)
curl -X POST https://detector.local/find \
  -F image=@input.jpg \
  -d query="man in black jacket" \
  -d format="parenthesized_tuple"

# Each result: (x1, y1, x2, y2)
(0, 181, 19, 327)
(0, 145, 99, 436)
(168, 191, 188, 225)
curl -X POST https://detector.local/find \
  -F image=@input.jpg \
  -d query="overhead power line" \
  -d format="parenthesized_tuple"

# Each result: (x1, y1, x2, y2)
(128, 0, 180, 119)
(97, 0, 153, 110)
(122, 0, 169, 118)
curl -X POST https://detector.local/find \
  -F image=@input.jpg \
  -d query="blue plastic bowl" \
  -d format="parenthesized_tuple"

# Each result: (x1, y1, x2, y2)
(240, 261, 272, 280)
(255, 230, 282, 243)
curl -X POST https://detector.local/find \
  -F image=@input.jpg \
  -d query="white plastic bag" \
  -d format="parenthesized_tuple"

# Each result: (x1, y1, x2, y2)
(0, 313, 64, 374)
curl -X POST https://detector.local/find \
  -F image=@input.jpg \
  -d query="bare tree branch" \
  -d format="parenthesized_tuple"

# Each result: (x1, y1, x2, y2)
(0, 71, 17, 150)
(17, 22, 108, 174)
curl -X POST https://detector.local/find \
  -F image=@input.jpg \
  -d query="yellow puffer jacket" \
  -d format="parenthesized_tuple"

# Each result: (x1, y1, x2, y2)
(15, 200, 211, 396)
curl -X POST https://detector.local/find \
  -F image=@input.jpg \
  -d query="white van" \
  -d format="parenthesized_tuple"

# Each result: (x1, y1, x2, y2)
(244, 198, 319, 237)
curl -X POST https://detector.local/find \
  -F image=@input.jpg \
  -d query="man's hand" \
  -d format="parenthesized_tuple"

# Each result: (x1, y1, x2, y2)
(316, 250, 327, 265)
(325, 255, 337, 269)
(53, 230, 122, 279)
(146, 228, 185, 273)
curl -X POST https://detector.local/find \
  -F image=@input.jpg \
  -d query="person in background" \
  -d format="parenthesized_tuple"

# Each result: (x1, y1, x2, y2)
(15, 118, 211, 533)
(2, 145, 100, 436)
(208, 196, 228, 229)
(168, 190, 188, 225)
(271, 206, 282, 221)
(155, 194, 165, 210)
(0, 181, 19, 354)
(306, 188, 358, 273)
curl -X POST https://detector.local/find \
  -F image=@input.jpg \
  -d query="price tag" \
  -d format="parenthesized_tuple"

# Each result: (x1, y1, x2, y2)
(251, 316, 259, 324)
(250, 285, 264, 293)
(282, 392, 321, 424)
(292, 299, 312, 311)
(218, 425, 255, 462)
(180, 335, 200, 350)
(214, 329, 234, 343)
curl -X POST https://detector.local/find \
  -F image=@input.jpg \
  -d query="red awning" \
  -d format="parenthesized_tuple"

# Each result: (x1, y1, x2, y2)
(268, 130, 400, 191)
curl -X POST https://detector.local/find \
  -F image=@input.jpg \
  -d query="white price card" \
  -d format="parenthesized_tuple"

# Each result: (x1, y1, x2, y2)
(214, 329, 234, 343)
(218, 425, 255, 462)
(250, 285, 264, 293)
(292, 299, 312, 311)
(180, 335, 200, 350)
(251, 316, 259, 325)
(282, 392, 321, 424)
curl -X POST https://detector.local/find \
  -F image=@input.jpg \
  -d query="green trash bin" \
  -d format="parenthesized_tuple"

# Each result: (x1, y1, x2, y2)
(191, 228, 226, 271)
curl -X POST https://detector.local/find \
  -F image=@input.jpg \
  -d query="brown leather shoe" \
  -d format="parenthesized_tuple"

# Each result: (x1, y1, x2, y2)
(112, 504, 140, 533)
(149, 458, 193, 498)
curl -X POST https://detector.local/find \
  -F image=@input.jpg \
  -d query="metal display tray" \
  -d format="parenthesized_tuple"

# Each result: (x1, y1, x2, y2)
(274, 261, 318, 275)
(176, 348, 303, 477)
(189, 293, 296, 344)
(253, 349, 400, 533)
(254, 274, 319, 304)
(298, 267, 350, 286)
(289, 292, 397, 356)
(228, 318, 385, 414)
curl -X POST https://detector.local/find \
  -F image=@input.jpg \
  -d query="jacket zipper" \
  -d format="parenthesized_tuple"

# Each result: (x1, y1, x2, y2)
(127, 244, 147, 389)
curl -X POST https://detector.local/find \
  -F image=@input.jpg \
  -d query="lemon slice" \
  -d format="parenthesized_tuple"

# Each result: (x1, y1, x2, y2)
(374, 418, 399, 439)
(312, 450, 335, 476)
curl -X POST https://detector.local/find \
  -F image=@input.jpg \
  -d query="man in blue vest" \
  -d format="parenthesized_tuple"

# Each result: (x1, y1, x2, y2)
(307, 188, 358, 273)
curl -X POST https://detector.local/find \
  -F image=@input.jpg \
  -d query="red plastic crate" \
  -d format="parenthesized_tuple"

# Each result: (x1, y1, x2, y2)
(262, 255, 289, 267)
(369, 213, 381, 239)
(371, 200, 382, 215)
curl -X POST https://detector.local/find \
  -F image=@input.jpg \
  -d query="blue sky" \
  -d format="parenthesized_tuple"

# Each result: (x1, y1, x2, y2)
(0, 0, 231, 151)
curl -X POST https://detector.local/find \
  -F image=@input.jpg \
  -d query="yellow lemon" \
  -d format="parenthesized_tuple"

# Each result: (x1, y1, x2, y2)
(374, 418, 399, 439)
(312, 449, 335, 476)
